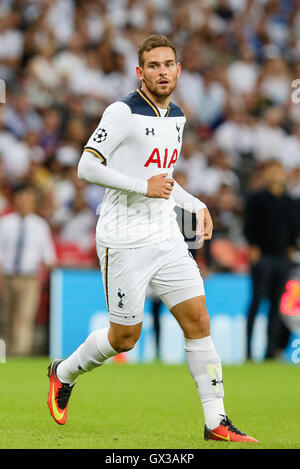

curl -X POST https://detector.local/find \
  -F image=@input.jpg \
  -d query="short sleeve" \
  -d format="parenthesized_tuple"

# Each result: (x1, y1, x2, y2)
(84, 101, 132, 163)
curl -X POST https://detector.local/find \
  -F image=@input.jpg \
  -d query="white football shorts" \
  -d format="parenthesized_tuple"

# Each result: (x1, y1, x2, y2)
(97, 235, 205, 326)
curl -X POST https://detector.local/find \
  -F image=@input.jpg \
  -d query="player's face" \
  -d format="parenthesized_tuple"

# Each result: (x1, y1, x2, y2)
(137, 47, 181, 100)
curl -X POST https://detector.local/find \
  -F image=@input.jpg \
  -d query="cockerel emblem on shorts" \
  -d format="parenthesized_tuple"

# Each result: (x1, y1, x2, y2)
(118, 289, 125, 308)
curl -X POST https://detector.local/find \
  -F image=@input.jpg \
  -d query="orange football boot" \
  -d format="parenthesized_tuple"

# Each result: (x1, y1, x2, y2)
(204, 415, 258, 442)
(47, 359, 75, 425)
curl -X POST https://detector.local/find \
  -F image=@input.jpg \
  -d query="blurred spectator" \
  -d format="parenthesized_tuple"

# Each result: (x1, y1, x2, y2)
(51, 164, 81, 229)
(0, 157, 10, 216)
(24, 130, 46, 164)
(0, 11, 23, 82)
(38, 108, 62, 162)
(195, 65, 228, 128)
(280, 122, 300, 170)
(3, 92, 42, 139)
(253, 106, 286, 163)
(45, 0, 75, 47)
(210, 184, 248, 272)
(0, 182, 56, 355)
(214, 108, 256, 168)
(53, 32, 86, 85)
(200, 147, 240, 197)
(227, 44, 258, 96)
(27, 39, 61, 91)
(68, 45, 108, 104)
(244, 160, 298, 360)
(258, 57, 291, 105)
(99, 50, 137, 102)
(174, 41, 205, 121)
(108, 0, 156, 33)
(59, 188, 97, 253)
(174, 131, 207, 195)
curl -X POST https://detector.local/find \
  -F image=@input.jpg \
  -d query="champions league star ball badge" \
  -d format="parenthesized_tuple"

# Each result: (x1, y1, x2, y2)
(93, 128, 107, 143)
(280, 265, 300, 334)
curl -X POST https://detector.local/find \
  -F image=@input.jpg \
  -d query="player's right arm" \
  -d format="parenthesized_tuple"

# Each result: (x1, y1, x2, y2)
(78, 152, 174, 199)
(78, 101, 173, 199)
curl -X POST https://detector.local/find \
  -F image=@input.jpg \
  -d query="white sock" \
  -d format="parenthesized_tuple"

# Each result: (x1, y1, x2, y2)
(184, 336, 226, 430)
(56, 328, 117, 385)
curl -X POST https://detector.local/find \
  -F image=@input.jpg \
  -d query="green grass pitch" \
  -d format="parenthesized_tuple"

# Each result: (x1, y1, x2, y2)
(0, 357, 299, 449)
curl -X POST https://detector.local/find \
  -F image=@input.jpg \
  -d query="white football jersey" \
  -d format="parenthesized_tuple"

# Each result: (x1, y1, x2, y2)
(84, 88, 186, 248)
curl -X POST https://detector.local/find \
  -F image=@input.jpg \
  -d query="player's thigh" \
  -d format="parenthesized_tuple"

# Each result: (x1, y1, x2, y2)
(150, 239, 209, 338)
(97, 243, 154, 326)
(150, 238, 205, 311)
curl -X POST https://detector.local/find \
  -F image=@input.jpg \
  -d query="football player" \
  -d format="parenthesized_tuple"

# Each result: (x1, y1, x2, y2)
(48, 34, 257, 443)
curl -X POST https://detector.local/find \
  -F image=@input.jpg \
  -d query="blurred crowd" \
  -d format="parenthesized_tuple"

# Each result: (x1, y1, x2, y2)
(0, 0, 300, 354)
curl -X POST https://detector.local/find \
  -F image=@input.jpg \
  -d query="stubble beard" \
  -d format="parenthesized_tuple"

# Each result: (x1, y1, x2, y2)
(143, 76, 177, 100)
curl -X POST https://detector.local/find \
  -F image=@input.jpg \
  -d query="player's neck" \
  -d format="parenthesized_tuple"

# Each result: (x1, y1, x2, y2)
(141, 84, 171, 109)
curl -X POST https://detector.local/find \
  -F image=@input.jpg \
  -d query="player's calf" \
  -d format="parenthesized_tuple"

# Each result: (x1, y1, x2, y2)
(54, 328, 119, 385)
(184, 335, 225, 430)
(171, 295, 210, 339)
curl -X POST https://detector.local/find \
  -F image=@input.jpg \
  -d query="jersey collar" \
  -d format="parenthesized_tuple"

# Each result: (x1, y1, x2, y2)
(136, 88, 170, 117)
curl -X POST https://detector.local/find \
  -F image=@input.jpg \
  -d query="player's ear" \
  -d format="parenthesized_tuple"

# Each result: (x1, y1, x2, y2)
(176, 62, 181, 78)
(136, 65, 144, 82)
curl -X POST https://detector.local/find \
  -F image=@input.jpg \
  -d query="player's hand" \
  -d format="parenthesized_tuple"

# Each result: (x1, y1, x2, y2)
(196, 207, 213, 246)
(146, 173, 174, 199)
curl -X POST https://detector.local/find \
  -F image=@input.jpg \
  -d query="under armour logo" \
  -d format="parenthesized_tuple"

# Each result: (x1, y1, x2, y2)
(118, 289, 125, 308)
(176, 123, 181, 142)
(146, 128, 155, 136)
(211, 379, 223, 386)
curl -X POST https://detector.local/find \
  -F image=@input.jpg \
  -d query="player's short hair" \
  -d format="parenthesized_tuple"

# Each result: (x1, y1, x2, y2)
(138, 34, 177, 67)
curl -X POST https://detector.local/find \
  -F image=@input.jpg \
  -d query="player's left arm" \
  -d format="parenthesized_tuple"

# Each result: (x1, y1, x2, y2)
(172, 180, 213, 241)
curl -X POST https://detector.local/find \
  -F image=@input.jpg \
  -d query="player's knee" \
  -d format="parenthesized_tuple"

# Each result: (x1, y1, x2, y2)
(114, 336, 137, 353)
(108, 321, 142, 353)
(110, 330, 140, 353)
